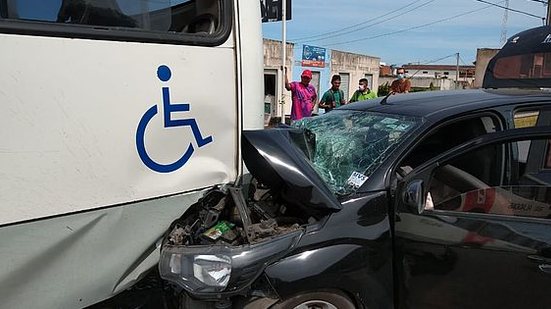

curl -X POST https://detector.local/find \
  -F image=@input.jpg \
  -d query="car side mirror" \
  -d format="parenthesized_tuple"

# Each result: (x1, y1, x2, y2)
(402, 179, 425, 214)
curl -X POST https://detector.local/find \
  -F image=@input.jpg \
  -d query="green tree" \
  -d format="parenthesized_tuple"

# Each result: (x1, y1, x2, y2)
(378, 82, 390, 96)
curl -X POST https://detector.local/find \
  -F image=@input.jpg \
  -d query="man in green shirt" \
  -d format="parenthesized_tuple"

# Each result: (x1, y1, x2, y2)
(349, 78, 377, 103)
(319, 75, 345, 113)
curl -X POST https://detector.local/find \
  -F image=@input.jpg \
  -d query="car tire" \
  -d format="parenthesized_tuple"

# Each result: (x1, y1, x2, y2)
(271, 291, 356, 309)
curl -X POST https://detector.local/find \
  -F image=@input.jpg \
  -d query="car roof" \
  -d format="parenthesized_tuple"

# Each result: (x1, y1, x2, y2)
(340, 89, 551, 120)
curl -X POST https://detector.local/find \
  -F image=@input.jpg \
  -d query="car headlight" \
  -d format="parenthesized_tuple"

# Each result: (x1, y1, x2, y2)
(193, 255, 231, 288)
(159, 230, 302, 296)
(164, 248, 233, 293)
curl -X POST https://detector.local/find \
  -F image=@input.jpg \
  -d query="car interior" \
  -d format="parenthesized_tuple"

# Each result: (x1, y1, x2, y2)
(399, 116, 500, 173)
(398, 111, 551, 219)
(398, 115, 503, 211)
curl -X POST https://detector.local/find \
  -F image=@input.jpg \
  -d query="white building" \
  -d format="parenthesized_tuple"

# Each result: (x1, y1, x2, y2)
(402, 64, 476, 83)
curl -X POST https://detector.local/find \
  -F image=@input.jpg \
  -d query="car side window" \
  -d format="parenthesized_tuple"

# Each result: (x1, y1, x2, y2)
(399, 116, 500, 176)
(426, 138, 551, 220)
(515, 109, 551, 182)
(544, 140, 551, 169)
(513, 110, 539, 128)
(513, 110, 539, 167)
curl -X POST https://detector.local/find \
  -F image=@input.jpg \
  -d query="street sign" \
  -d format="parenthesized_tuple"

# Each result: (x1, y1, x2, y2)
(302, 45, 326, 68)
(261, 0, 292, 22)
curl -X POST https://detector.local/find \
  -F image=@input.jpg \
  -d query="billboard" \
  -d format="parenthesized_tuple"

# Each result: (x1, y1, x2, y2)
(261, 0, 292, 22)
(302, 45, 326, 68)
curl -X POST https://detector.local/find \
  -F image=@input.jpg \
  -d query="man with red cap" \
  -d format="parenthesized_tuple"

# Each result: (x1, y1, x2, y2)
(285, 67, 317, 122)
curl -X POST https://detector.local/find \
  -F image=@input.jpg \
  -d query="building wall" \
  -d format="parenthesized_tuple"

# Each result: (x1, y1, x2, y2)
(406, 69, 474, 81)
(474, 48, 500, 88)
(379, 76, 454, 91)
(263, 39, 294, 123)
(379, 65, 393, 77)
(264, 38, 294, 68)
(330, 50, 380, 100)
(402, 65, 475, 86)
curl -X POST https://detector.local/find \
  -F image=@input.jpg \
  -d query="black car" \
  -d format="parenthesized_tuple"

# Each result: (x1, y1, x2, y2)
(154, 26, 551, 309)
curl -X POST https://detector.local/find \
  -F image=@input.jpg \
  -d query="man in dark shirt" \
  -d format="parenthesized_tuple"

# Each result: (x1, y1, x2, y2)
(319, 75, 345, 113)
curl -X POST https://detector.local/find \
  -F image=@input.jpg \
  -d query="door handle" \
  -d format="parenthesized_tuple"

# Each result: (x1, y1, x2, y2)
(527, 254, 551, 264)
(527, 255, 551, 275)
(539, 264, 551, 275)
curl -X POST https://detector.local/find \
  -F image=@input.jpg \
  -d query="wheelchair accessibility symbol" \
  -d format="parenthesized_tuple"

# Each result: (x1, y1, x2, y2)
(136, 65, 213, 173)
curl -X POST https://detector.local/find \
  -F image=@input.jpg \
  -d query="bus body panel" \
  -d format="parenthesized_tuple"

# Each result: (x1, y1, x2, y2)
(0, 33, 237, 225)
(236, 0, 264, 131)
(0, 190, 206, 308)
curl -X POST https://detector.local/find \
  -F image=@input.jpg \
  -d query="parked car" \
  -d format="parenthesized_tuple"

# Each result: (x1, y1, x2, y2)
(106, 26, 551, 309)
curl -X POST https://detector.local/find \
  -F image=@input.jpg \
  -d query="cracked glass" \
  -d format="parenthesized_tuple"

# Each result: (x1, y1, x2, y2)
(294, 110, 421, 195)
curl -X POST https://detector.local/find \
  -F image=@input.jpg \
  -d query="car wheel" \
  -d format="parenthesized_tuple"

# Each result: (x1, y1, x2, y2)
(272, 291, 355, 309)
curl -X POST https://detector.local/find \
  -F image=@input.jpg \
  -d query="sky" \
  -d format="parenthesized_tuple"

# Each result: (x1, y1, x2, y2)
(262, 0, 548, 66)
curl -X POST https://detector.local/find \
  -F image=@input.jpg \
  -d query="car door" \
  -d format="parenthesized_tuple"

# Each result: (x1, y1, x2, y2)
(394, 126, 551, 308)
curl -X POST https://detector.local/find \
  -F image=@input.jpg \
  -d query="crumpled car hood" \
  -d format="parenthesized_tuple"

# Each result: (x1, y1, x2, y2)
(242, 128, 341, 212)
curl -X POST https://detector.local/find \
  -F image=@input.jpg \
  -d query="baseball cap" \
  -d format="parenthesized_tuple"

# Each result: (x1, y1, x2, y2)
(301, 69, 313, 79)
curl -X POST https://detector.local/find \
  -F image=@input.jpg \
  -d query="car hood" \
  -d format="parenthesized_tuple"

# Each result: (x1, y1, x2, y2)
(242, 128, 341, 212)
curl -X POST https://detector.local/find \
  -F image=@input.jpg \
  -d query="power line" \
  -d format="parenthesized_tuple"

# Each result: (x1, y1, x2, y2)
(321, 3, 501, 47)
(425, 54, 459, 65)
(458, 55, 470, 66)
(297, 0, 436, 44)
(474, 0, 544, 19)
(407, 53, 458, 78)
(289, 0, 425, 41)
(290, 0, 434, 43)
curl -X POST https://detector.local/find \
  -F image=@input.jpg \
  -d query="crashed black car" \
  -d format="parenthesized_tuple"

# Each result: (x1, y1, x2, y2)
(148, 26, 551, 309)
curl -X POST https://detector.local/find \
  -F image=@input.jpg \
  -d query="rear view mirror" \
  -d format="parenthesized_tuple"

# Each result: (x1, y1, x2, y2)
(403, 179, 425, 214)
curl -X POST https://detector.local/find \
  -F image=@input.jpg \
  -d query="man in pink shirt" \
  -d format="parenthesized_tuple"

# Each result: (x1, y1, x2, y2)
(285, 68, 317, 121)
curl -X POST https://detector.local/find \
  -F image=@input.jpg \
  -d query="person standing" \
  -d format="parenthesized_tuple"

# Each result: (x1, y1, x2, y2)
(390, 67, 411, 94)
(285, 68, 317, 122)
(319, 75, 345, 113)
(349, 78, 377, 103)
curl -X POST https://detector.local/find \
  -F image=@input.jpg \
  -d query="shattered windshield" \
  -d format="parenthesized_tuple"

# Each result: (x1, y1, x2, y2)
(294, 110, 420, 195)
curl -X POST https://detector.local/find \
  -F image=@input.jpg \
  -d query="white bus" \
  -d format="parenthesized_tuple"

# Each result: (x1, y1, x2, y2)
(0, 1, 263, 308)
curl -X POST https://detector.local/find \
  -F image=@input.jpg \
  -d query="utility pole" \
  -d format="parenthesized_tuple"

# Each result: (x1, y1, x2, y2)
(280, 0, 287, 124)
(547, 1, 551, 25)
(456, 52, 460, 90)
(500, 0, 509, 44)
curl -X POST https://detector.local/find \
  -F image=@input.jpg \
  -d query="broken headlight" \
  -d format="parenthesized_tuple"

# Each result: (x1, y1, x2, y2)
(193, 255, 232, 289)
(164, 247, 233, 293)
(159, 230, 302, 296)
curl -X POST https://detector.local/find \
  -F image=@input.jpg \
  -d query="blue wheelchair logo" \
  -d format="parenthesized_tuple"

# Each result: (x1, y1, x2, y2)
(136, 65, 213, 173)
